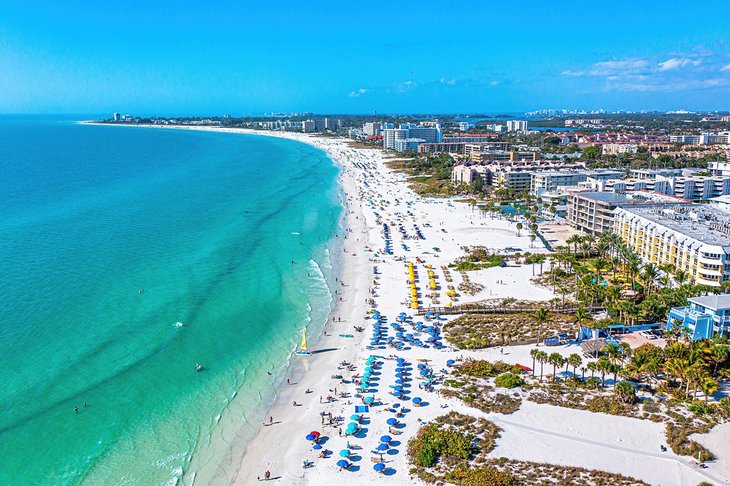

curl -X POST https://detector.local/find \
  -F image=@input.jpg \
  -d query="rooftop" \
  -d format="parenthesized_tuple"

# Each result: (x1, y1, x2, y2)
(616, 204, 730, 248)
(689, 294, 730, 311)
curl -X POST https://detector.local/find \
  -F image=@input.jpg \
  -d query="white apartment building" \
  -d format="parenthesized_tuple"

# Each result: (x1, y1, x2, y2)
(363, 122, 382, 136)
(614, 205, 730, 287)
(382, 128, 408, 150)
(506, 120, 528, 132)
(602, 143, 638, 156)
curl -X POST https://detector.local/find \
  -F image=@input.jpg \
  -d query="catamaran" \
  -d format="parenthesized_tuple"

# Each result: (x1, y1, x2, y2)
(295, 329, 312, 357)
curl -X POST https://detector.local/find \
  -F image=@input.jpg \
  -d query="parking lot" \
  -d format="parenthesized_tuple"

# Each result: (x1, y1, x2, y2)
(617, 330, 668, 349)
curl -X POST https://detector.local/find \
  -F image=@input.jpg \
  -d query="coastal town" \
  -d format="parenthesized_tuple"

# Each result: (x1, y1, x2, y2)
(103, 113, 730, 486)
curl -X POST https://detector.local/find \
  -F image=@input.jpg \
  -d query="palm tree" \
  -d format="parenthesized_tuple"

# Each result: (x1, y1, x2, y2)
(531, 307, 549, 344)
(700, 376, 720, 403)
(566, 234, 581, 255)
(530, 348, 540, 376)
(615, 381, 636, 404)
(516, 222, 523, 237)
(626, 254, 641, 291)
(548, 353, 565, 382)
(580, 366, 587, 382)
(568, 353, 582, 378)
(587, 361, 597, 379)
(536, 350, 548, 382)
(640, 263, 659, 295)
(596, 356, 612, 388)
(573, 307, 592, 341)
(558, 285, 568, 307)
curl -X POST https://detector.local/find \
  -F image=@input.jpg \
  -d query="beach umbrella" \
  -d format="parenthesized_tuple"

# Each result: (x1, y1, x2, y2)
(395, 379, 404, 384)
(377, 443, 389, 451)
(393, 391, 403, 397)
(350, 414, 361, 421)
(305, 433, 317, 441)
(446, 359, 455, 366)
(386, 418, 398, 426)
(380, 435, 392, 443)
(313, 444, 322, 450)
(417, 363, 425, 369)
(364, 396, 374, 404)
(374, 463, 385, 472)
(339, 449, 351, 457)
(392, 403, 400, 408)
(337, 459, 350, 468)
(413, 397, 423, 404)
(419, 370, 429, 376)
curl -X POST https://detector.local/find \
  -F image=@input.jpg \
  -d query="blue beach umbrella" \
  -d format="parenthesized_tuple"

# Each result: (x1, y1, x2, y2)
(305, 433, 317, 441)
(377, 443, 389, 451)
(419, 370, 429, 376)
(413, 397, 423, 404)
(339, 449, 351, 457)
(374, 462, 386, 472)
(350, 414, 361, 420)
(313, 444, 322, 450)
(393, 391, 403, 397)
(337, 460, 350, 468)
(386, 418, 398, 426)
(380, 435, 392, 443)
(446, 359, 455, 366)
(364, 396, 374, 404)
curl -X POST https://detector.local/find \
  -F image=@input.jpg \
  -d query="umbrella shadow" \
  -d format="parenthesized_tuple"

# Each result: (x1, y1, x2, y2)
(319, 436, 331, 445)
(354, 428, 369, 439)
(350, 454, 362, 462)
(348, 465, 361, 472)
(386, 449, 399, 456)
(312, 348, 339, 354)
(389, 440, 402, 447)
(383, 468, 397, 476)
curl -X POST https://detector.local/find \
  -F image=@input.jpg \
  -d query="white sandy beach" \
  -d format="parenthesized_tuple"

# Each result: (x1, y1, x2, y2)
(90, 124, 727, 486)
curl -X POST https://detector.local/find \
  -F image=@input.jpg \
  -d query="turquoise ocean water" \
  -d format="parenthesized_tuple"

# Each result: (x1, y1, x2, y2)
(0, 117, 342, 484)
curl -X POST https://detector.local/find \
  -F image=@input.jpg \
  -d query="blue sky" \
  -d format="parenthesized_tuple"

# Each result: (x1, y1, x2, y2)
(1, 0, 730, 115)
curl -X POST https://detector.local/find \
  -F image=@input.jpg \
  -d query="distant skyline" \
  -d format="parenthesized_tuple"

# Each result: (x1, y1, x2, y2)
(2, 0, 730, 115)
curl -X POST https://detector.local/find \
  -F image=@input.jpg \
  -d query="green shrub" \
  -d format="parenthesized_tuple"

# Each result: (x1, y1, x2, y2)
(495, 373, 525, 389)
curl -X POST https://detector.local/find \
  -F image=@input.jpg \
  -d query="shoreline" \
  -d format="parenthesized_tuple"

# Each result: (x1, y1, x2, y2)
(82, 122, 728, 486)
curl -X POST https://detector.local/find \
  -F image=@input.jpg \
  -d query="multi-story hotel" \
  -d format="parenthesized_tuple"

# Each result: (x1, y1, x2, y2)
(567, 191, 684, 235)
(614, 205, 730, 287)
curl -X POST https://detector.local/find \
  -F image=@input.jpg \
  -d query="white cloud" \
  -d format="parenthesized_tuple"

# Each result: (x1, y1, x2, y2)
(348, 88, 368, 97)
(721, 63, 730, 72)
(657, 57, 701, 71)
(562, 58, 648, 77)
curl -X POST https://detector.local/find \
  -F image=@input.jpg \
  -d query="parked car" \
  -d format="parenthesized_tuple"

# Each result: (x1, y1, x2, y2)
(640, 330, 657, 340)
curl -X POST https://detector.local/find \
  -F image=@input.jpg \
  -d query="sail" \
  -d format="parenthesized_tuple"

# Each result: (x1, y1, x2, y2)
(300, 329, 307, 351)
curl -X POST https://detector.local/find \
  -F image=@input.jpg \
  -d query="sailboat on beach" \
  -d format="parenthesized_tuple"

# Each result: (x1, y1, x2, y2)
(295, 329, 312, 357)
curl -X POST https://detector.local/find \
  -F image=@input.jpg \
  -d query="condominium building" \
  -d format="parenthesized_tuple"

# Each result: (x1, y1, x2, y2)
(363, 122, 382, 136)
(614, 205, 730, 287)
(602, 143, 639, 156)
(494, 171, 532, 193)
(669, 135, 701, 145)
(382, 124, 441, 151)
(394, 138, 425, 153)
(302, 120, 316, 133)
(531, 170, 623, 197)
(568, 191, 687, 236)
(464, 142, 512, 160)
(417, 142, 467, 154)
(506, 120, 528, 132)
(382, 128, 408, 150)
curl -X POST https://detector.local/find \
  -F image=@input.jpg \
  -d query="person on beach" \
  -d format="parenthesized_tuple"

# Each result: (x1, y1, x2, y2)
(269, 416, 273, 424)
